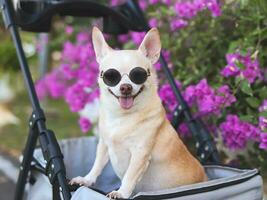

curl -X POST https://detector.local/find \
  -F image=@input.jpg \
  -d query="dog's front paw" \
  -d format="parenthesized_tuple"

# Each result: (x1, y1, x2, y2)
(69, 176, 95, 187)
(107, 190, 124, 199)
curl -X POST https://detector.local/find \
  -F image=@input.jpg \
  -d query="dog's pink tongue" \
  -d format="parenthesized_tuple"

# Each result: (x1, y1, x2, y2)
(119, 97, 134, 109)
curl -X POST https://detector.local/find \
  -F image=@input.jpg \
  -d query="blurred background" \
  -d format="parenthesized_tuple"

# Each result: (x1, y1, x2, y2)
(0, 0, 267, 199)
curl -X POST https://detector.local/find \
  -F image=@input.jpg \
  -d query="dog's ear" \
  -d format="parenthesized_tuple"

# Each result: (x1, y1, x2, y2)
(92, 27, 113, 63)
(138, 28, 161, 64)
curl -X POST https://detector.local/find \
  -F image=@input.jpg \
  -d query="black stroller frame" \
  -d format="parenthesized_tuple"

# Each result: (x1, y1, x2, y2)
(0, 0, 220, 199)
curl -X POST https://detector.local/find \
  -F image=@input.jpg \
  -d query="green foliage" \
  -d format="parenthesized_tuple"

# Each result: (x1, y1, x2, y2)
(0, 34, 20, 71)
(146, 0, 267, 169)
(147, 1, 267, 88)
(0, 17, 38, 72)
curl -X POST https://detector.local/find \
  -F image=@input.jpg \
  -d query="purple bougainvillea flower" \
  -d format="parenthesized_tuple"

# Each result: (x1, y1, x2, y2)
(65, 25, 73, 35)
(219, 115, 261, 150)
(198, 95, 218, 115)
(161, 0, 172, 6)
(174, 0, 221, 21)
(79, 117, 92, 133)
(193, 0, 206, 11)
(35, 30, 100, 132)
(241, 59, 261, 83)
(45, 70, 67, 99)
(194, 79, 214, 97)
(149, 18, 158, 28)
(159, 81, 182, 112)
(170, 19, 188, 31)
(221, 52, 262, 83)
(220, 64, 240, 77)
(35, 79, 48, 100)
(226, 53, 240, 64)
(62, 42, 80, 62)
(178, 122, 191, 138)
(110, 0, 124, 6)
(259, 116, 267, 131)
(65, 83, 89, 112)
(36, 68, 68, 100)
(154, 62, 161, 71)
(205, 0, 221, 17)
(174, 2, 198, 19)
(217, 85, 236, 106)
(130, 32, 146, 46)
(149, 0, 160, 4)
(61, 64, 79, 80)
(259, 133, 267, 149)
(259, 99, 267, 112)
(183, 85, 196, 106)
(138, 0, 148, 10)
(246, 122, 261, 141)
(76, 31, 90, 43)
(118, 34, 129, 43)
(161, 79, 235, 118)
(219, 115, 248, 150)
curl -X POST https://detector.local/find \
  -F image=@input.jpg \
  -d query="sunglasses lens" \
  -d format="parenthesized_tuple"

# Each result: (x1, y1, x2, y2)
(129, 67, 148, 84)
(103, 69, 121, 86)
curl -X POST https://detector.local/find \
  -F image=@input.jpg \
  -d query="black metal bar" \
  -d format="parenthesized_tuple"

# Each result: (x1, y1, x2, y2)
(38, 129, 71, 200)
(57, 172, 71, 200)
(159, 49, 220, 164)
(0, 0, 71, 199)
(1, 1, 41, 111)
(159, 54, 190, 111)
(171, 106, 185, 128)
(14, 128, 39, 200)
(53, 181, 61, 200)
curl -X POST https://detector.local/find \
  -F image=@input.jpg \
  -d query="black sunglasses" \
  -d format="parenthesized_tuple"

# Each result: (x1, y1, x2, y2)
(100, 67, 150, 87)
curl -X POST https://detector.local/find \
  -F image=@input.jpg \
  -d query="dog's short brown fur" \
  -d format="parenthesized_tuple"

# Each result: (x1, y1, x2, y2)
(70, 27, 206, 199)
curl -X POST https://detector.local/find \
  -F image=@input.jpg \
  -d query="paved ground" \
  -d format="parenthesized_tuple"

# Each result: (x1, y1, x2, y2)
(0, 170, 16, 200)
(0, 152, 18, 200)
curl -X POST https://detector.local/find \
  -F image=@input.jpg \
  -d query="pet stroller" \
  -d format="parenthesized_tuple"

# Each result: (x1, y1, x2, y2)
(0, 0, 264, 199)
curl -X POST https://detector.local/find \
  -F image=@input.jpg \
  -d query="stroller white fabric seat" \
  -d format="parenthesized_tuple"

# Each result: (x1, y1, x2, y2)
(27, 136, 263, 200)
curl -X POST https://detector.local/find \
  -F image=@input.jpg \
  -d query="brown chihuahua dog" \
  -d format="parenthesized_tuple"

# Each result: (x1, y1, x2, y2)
(70, 27, 207, 199)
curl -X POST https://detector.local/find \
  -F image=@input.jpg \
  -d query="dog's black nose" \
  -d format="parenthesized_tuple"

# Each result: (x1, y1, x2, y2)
(120, 84, 132, 95)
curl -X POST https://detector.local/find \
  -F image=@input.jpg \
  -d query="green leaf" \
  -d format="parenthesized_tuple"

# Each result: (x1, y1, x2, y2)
(239, 49, 248, 56)
(260, 111, 267, 118)
(240, 80, 253, 96)
(240, 0, 249, 9)
(235, 61, 245, 70)
(259, 86, 267, 99)
(123, 42, 136, 49)
(228, 41, 240, 53)
(258, 0, 267, 14)
(235, 76, 243, 85)
(239, 115, 256, 123)
(246, 97, 260, 108)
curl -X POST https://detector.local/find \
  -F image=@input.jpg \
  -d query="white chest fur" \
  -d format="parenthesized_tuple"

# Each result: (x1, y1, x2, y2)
(101, 114, 135, 178)
(100, 107, 161, 179)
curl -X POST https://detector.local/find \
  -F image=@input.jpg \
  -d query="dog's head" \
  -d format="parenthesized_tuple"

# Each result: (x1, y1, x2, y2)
(92, 27, 161, 112)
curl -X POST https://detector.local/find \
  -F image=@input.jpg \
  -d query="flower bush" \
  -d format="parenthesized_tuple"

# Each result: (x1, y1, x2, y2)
(36, 0, 267, 170)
